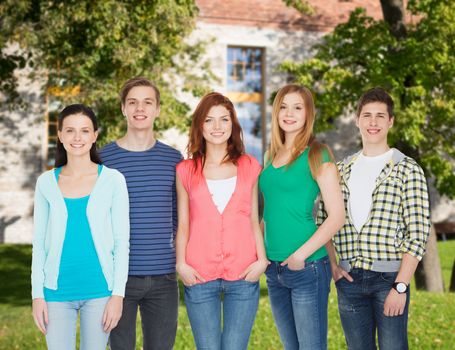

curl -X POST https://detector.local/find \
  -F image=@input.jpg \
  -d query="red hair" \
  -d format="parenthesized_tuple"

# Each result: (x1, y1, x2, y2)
(187, 92, 244, 170)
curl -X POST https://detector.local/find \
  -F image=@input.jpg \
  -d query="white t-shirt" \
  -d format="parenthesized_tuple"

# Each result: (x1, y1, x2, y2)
(206, 176, 237, 214)
(348, 150, 393, 232)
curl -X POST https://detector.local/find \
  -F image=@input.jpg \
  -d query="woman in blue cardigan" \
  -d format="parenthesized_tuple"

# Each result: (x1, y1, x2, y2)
(31, 104, 130, 350)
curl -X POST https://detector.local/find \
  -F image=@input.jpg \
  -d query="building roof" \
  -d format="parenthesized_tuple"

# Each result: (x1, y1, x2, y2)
(196, 0, 385, 32)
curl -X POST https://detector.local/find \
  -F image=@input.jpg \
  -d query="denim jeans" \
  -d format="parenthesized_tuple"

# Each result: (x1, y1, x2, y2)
(45, 296, 110, 350)
(184, 278, 260, 350)
(336, 268, 410, 350)
(265, 256, 332, 350)
(109, 274, 179, 350)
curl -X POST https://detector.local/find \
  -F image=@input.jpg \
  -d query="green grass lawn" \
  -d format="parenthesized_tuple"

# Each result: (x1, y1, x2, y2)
(1, 242, 454, 349)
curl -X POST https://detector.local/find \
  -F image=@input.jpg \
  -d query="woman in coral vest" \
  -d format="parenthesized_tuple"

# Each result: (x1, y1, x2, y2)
(176, 92, 268, 350)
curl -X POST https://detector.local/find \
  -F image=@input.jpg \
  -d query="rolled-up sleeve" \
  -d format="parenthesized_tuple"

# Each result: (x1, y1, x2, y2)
(400, 164, 431, 260)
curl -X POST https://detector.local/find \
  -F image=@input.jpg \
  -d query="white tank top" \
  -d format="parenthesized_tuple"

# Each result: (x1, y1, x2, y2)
(206, 176, 237, 214)
(348, 150, 393, 232)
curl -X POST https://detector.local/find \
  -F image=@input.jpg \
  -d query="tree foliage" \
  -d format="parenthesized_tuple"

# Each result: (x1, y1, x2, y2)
(281, 0, 455, 198)
(0, 0, 214, 142)
(283, 0, 315, 15)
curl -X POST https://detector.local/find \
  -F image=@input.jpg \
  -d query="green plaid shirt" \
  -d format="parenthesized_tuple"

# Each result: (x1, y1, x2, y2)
(317, 149, 431, 271)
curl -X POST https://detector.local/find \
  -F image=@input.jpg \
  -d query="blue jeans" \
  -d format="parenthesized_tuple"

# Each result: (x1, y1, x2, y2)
(45, 296, 110, 350)
(336, 269, 410, 350)
(265, 256, 331, 350)
(184, 279, 259, 350)
(109, 274, 179, 350)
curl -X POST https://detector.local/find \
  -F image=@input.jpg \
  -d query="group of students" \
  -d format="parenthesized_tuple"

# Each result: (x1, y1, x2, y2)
(31, 76, 431, 350)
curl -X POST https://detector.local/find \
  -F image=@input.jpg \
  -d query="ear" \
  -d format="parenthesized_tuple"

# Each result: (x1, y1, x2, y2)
(355, 116, 360, 128)
(155, 106, 160, 118)
(93, 130, 99, 142)
(57, 130, 63, 143)
(121, 104, 126, 118)
(388, 116, 394, 128)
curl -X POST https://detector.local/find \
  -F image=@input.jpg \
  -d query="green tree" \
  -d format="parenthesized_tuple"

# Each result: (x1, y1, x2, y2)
(0, 0, 214, 142)
(281, 0, 455, 197)
(282, 0, 454, 291)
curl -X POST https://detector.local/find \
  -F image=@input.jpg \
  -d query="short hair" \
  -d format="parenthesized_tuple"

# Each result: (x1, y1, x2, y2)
(120, 77, 160, 106)
(356, 87, 394, 118)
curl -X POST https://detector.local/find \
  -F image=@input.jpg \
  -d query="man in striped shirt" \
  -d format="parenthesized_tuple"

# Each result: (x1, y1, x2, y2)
(101, 77, 182, 350)
(319, 87, 431, 350)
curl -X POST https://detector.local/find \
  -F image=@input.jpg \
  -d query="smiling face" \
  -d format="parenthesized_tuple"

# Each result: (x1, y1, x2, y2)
(202, 105, 232, 147)
(356, 102, 394, 147)
(58, 113, 98, 157)
(121, 86, 160, 131)
(278, 92, 306, 136)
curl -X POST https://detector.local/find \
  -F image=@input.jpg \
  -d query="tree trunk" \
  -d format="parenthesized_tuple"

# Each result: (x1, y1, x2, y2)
(450, 259, 455, 292)
(414, 224, 445, 292)
(379, 0, 444, 293)
(380, 0, 407, 39)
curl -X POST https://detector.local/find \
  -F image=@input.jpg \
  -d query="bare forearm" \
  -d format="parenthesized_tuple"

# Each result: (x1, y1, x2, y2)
(253, 223, 267, 261)
(396, 253, 420, 285)
(325, 240, 339, 267)
(175, 228, 189, 266)
(295, 215, 344, 260)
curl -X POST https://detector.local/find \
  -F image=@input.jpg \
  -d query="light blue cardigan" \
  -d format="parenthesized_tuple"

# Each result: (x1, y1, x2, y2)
(31, 165, 130, 299)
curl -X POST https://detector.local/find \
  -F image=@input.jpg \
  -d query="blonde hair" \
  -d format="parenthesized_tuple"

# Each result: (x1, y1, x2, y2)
(268, 84, 334, 178)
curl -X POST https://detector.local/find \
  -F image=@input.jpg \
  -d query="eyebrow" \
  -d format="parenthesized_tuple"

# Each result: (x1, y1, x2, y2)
(281, 102, 304, 106)
(361, 112, 387, 115)
(63, 126, 92, 129)
(126, 97, 155, 102)
(206, 114, 230, 118)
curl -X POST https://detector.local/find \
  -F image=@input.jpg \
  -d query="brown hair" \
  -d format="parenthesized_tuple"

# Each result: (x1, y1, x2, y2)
(268, 84, 334, 178)
(356, 87, 394, 119)
(55, 104, 102, 167)
(120, 77, 160, 106)
(187, 92, 244, 169)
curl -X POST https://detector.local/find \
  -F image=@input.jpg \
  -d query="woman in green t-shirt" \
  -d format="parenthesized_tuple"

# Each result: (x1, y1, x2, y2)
(259, 84, 345, 350)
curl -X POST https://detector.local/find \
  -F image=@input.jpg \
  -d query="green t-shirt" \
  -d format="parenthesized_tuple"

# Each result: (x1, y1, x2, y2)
(259, 148, 330, 262)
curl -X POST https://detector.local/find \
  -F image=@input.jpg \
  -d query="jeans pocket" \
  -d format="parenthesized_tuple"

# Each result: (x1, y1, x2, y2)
(243, 278, 260, 285)
(379, 271, 398, 283)
(334, 277, 344, 285)
(164, 273, 177, 282)
(287, 263, 312, 273)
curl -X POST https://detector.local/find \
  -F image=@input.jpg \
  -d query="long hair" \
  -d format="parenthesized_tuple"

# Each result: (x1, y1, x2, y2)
(55, 104, 102, 167)
(187, 92, 244, 170)
(268, 84, 333, 178)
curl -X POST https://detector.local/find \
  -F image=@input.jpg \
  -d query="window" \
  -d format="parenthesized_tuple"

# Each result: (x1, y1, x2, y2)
(226, 47, 265, 163)
(46, 110, 58, 168)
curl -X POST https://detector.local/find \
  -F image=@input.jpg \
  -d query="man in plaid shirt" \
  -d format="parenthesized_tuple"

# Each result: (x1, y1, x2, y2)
(318, 87, 431, 350)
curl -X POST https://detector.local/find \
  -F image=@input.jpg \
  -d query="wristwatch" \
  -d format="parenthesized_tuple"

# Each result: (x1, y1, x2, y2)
(392, 282, 408, 294)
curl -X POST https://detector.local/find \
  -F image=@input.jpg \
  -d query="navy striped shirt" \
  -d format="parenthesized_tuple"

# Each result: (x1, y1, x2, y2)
(100, 141, 182, 276)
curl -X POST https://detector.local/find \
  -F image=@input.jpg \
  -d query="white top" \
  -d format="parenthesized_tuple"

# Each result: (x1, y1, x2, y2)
(348, 149, 393, 232)
(206, 176, 237, 214)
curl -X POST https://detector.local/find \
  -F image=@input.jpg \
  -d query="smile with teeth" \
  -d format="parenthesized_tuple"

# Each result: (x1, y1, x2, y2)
(211, 132, 224, 137)
(133, 115, 147, 120)
(70, 144, 85, 148)
(283, 119, 296, 124)
(367, 128, 381, 134)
